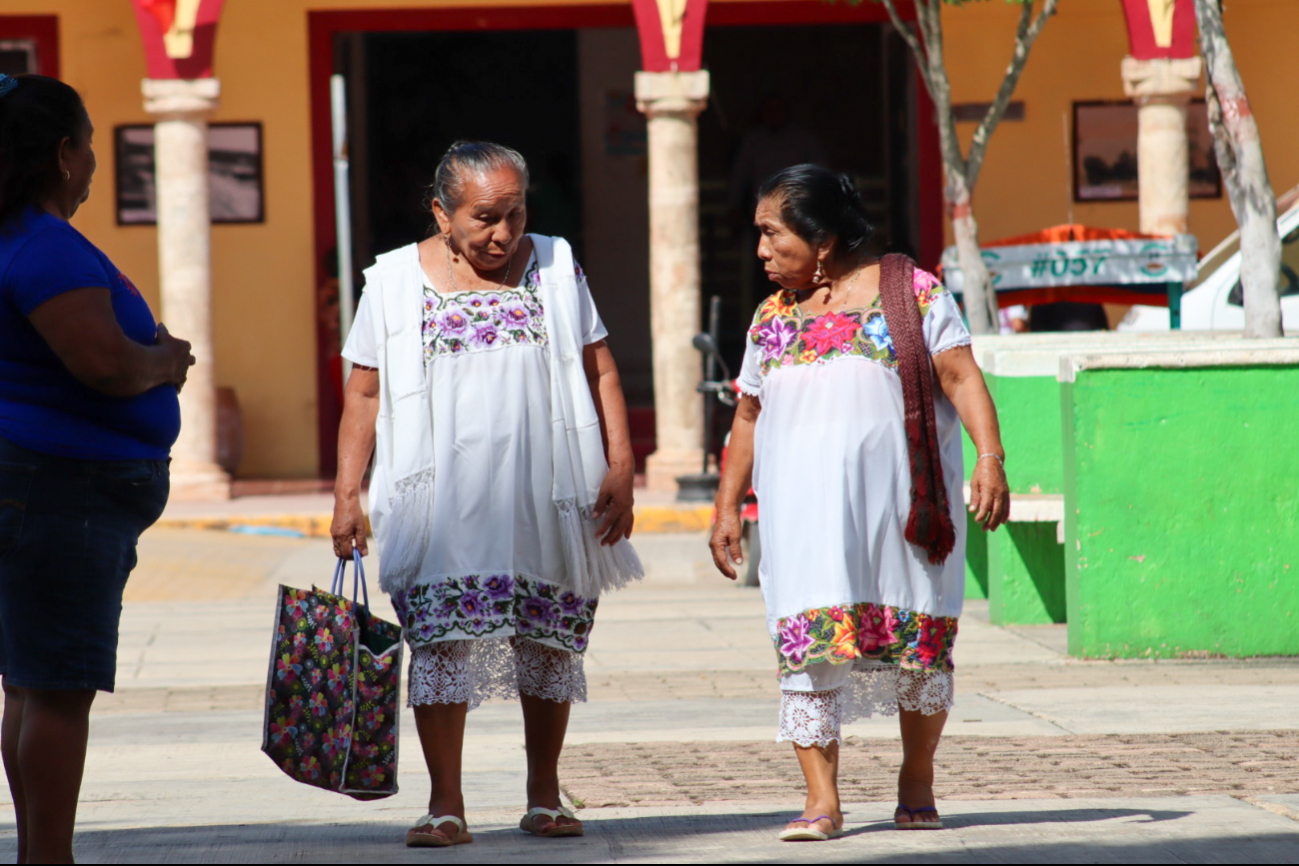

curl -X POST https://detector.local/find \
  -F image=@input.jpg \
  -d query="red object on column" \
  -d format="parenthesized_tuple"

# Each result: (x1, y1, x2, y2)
(631, 0, 709, 72)
(1118, 0, 1196, 60)
(129, 0, 227, 79)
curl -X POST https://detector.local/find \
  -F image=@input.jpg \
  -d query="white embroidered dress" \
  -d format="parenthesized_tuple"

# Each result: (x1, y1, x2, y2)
(735, 270, 972, 747)
(343, 249, 607, 709)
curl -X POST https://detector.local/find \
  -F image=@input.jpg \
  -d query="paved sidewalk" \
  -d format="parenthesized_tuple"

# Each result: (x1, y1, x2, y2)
(2, 527, 1295, 862)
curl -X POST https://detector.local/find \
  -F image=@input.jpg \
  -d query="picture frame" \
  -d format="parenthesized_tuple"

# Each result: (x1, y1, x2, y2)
(1072, 100, 1221, 203)
(115, 122, 265, 225)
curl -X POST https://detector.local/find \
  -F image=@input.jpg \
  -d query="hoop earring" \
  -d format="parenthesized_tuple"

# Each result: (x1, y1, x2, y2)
(62, 170, 71, 181)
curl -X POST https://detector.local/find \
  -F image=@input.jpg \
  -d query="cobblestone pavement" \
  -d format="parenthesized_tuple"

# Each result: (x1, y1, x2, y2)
(560, 731, 1299, 808)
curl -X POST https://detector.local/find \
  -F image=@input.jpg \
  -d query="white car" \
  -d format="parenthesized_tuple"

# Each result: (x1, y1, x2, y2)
(1119, 189, 1299, 332)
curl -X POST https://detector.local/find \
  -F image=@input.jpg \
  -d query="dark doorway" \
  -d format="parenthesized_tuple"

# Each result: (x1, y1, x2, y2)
(698, 22, 916, 387)
(338, 29, 583, 272)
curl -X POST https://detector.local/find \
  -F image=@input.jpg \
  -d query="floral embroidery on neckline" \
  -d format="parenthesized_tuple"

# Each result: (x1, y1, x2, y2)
(749, 271, 946, 376)
(422, 283, 547, 359)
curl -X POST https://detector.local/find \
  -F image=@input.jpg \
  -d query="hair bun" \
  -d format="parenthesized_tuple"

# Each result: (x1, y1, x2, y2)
(836, 173, 868, 215)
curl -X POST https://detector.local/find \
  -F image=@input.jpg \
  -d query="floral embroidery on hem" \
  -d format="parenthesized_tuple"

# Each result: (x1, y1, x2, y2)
(774, 601, 957, 677)
(394, 573, 597, 654)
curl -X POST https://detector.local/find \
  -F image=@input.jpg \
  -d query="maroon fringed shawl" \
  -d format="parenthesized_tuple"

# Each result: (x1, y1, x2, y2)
(877, 253, 956, 565)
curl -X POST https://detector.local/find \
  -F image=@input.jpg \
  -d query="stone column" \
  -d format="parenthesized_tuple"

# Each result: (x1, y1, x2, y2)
(1121, 56, 1203, 236)
(143, 78, 231, 501)
(636, 70, 709, 493)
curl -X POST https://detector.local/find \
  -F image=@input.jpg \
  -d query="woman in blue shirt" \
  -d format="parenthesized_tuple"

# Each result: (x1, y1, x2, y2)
(0, 74, 194, 862)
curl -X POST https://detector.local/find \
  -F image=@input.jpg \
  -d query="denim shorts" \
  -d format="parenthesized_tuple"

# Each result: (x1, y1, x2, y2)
(0, 436, 169, 692)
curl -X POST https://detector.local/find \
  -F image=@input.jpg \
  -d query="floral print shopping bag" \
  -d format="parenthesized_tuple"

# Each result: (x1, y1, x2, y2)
(262, 551, 403, 799)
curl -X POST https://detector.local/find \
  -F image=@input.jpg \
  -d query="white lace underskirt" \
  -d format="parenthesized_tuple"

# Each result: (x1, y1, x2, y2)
(407, 637, 587, 710)
(778, 661, 955, 748)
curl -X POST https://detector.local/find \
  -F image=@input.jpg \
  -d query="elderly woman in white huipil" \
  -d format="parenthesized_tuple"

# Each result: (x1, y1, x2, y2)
(711, 165, 1011, 842)
(332, 141, 641, 848)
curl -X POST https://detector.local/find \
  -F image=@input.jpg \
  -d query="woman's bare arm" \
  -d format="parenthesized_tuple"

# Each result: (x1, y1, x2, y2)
(584, 340, 635, 544)
(28, 288, 194, 396)
(932, 345, 1010, 531)
(331, 365, 379, 556)
(710, 393, 761, 579)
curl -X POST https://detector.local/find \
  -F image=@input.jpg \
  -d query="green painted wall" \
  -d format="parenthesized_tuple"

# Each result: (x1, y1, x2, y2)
(987, 374, 1065, 495)
(988, 523, 1066, 624)
(965, 510, 989, 599)
(1062, 365, 1299, 658)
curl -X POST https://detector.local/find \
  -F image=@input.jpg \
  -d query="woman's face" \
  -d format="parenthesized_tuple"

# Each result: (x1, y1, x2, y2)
(50, 123, 96, 220)
(433, 166, 527, 272)
(754, 195, 821, 291)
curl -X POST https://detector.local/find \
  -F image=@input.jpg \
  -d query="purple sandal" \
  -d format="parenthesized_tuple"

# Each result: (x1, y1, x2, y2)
(894, 804, 943, 830)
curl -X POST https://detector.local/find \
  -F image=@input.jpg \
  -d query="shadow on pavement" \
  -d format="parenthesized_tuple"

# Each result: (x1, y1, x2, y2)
(48, 805, 1299, 865)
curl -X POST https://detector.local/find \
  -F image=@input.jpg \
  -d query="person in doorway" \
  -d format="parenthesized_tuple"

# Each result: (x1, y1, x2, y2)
(711, 165, 1010, 841)
(0, 74, 194, 862)
(331, 141, 642, 848)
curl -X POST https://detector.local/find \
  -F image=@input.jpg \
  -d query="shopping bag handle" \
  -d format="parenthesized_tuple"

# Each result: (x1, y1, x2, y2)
(331, 548, 371, 616)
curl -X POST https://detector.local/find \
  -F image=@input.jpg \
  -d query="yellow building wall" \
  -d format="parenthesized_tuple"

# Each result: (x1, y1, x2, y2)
(942, 0, 1299, 248)
(7, 0, 1296, 477)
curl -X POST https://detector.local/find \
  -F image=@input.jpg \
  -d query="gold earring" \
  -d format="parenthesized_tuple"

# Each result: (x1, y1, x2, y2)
(813, 260, 826, 283)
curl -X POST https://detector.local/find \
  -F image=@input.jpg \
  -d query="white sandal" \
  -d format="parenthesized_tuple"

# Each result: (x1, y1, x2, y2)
(520, 806, 584, 837)
(779, 814, 844, 841)
(405, 814, 473, 847)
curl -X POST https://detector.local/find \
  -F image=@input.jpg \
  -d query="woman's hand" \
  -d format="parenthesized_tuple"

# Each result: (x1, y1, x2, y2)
(155, 323, 195, 391)
(593, 464, 635, 545)
(710, 507, 744, 580)
(331, 494, 369, 557)
(969, 456, 1010, 532)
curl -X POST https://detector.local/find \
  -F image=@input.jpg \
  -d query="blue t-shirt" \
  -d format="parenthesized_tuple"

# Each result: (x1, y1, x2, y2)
(0, 209, 181, 460)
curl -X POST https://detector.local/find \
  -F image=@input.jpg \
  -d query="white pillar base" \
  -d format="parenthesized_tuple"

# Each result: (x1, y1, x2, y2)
(168, 460, 232, 502)
(644, 448, 706, 493)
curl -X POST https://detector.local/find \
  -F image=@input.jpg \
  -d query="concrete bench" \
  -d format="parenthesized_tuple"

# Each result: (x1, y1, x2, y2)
(1058, 341, 1299, 659)
(964, 486, 1065, 625)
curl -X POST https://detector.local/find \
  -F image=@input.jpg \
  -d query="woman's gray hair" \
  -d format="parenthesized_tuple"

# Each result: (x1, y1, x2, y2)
(428, 140, 529, 230)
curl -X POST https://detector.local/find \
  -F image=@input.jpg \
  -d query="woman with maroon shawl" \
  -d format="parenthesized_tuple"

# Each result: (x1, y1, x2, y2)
(711, 165, 1009, 841)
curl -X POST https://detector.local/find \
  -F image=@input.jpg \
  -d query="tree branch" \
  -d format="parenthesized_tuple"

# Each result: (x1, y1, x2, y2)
(965, 0, 1059, 190)
(879, 0, 929, 97)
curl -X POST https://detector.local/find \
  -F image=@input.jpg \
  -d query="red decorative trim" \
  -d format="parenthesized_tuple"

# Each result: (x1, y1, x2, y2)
(130, 0, 227, 79)
(0, 15, 59, 76)
(915, 68, 943, 272)
(631, 0, 671, 72)
(1119, 0, 1196, 60)
(706, 0, 907, 26)
(996, 286, 1172, 309)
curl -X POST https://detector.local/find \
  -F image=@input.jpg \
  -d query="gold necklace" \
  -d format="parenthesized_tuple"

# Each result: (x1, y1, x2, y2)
(444, 236, 515, 294)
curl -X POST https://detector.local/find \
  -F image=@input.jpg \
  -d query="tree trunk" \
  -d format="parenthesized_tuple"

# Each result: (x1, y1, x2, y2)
(1194, 0, 1281, 338)
(948, 169, 997, 335)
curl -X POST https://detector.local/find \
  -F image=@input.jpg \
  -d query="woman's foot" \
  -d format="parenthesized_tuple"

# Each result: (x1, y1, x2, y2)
(895, 774, 941, 828)
(520, 805, 584, 837)
(894, 804, 942, 830)
(406, 814, 473, 847)
(778, 810, 844, 841)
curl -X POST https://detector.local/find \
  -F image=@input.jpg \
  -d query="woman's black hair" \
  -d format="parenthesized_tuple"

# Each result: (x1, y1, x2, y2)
(757, 164, 874, 257)
(0, 75, 91, 228)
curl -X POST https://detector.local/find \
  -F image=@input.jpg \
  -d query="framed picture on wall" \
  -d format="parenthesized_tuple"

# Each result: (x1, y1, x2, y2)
(115, 122, 265, 225)
(1073, 100, 1221, 202)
